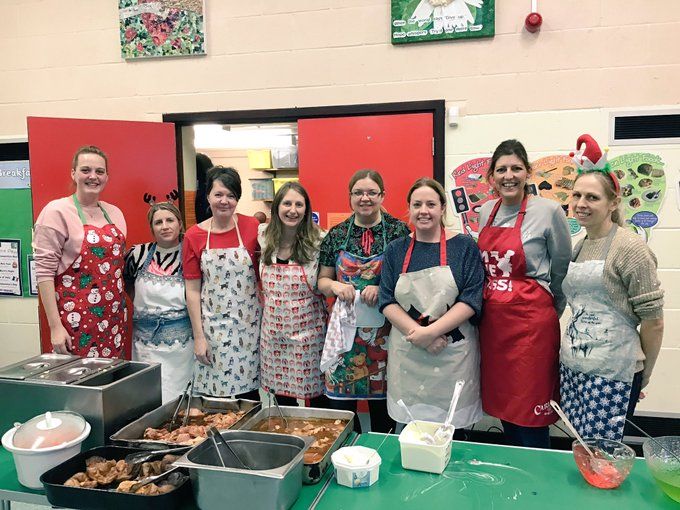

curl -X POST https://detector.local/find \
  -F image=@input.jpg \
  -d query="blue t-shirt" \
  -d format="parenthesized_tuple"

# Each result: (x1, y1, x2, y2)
(378, 234, 484, 324)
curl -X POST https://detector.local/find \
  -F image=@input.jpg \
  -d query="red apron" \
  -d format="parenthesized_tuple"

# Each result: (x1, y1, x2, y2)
(477, 197, 559, 427)
(53, 195, 129, 358)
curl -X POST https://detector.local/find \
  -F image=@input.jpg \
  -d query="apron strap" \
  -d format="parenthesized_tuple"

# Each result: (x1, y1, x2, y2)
(484, 195, 528, 230)
(206, 215, 243, 251)
(572, 224, 618, 262)
(402, 227, 446, 274)
(342, 213, 385, 253)
(72, 194, 113, 225)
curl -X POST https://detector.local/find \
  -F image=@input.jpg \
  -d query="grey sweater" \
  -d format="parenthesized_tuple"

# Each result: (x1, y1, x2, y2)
(479, 196, 572, 315)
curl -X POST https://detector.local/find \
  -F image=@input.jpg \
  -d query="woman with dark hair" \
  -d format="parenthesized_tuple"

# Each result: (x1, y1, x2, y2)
(33, 145, 128, 358)
(258, 182, 328, 406)
(124, 202, 192, 402)
(559, 135, 664, 441)
(317, 169, 410, 432)
(183, 166, 261, 399)
(379, 178, 484, 431)
(194, 153, 213, 223)
(477, 139, 571, 448)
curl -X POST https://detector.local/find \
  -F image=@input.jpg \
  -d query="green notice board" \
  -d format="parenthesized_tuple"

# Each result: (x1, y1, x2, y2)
(0, 189, 34, 297)
(391, 0, 495, 44)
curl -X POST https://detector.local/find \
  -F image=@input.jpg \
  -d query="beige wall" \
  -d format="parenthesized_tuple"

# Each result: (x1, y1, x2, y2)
(1, 1, 678, 413)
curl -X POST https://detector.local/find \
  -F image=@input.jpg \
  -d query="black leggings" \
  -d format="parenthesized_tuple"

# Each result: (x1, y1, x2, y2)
(326, 399, 395, 434)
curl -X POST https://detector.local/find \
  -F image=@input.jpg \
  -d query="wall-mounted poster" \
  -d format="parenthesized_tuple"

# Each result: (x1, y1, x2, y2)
(0, 239, 22, 297)
(450, 157, 492, 238)
(391, 0, 495, 45)
(119, 0, 206, 59)
(27, 254, 38, 296)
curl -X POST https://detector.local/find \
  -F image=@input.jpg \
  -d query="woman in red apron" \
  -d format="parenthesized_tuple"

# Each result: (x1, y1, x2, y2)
(34, 146, 129, 357)
(477, 140, 571, 448)
(318, 169, 411, 433)
(258, 182, 328, 407)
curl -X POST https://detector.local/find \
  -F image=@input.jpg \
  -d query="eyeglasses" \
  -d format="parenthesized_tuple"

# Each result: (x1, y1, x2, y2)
(350, 190, 382, 198)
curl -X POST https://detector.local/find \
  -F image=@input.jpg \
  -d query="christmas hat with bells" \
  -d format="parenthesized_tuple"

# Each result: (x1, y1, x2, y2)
(569, 134, 620, 194)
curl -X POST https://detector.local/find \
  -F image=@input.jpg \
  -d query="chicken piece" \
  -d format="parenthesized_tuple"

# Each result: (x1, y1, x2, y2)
(140, 460, 164, 477)
(116, 480, 136, 493)
(64, 472, 98, 488)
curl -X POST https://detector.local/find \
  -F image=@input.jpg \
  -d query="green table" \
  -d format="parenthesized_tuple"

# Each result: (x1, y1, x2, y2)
(312, 433, 677, 510)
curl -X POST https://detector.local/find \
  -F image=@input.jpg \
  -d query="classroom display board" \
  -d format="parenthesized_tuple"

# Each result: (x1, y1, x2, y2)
(451, 151, 668, 241)
(391, 0, 495, 44)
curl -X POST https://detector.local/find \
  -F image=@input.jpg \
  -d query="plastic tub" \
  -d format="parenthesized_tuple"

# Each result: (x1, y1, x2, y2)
(398, 420, 453, 474)
(273, 177, 299, 194)
(2, 416, 91, 489)
(331, 446, 380, 488)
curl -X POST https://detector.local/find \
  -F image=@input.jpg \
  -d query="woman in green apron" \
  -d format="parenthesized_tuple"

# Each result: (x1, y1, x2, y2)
(318, 169, 410, 433)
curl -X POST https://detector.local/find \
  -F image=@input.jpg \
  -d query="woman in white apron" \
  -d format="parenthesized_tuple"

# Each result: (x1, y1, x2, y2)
(183, 167, 262, 400)
(379, 178, 483, 432)
(124, 202, 192, 403)
(259, 182, 328, 406)
(560, 137, 664, 441)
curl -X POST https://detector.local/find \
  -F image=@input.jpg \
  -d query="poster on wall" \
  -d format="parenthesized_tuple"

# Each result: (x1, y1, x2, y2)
(27, 254, 38, 296)
(119, 0, 206, 59)
(391, 0, 495, 45)
(0, 161, 31, 189)
(0, 239, 22, 297)
(609, 153, 666, 241)
(450, 157, 492, 238)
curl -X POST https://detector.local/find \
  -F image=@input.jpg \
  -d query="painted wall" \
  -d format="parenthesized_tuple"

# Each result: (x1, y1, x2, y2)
(0, 1, 678, 414)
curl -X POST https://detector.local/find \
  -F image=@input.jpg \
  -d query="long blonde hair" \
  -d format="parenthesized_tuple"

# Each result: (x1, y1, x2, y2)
(574, 171, 624, 226)
(262, 182, 322, 265)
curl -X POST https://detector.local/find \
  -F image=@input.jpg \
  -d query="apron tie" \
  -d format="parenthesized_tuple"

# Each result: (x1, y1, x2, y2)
(361, 228, 374, 256)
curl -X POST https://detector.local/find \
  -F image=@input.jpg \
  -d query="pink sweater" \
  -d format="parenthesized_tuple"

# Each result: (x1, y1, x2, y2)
(33, 197, 127, 283)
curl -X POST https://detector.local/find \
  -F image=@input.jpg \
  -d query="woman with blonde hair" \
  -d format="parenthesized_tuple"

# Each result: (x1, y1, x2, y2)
(560, 135, 664, 441)
(124, 201, 193, 402)
(258, 181, 328, 406)
(379, 178, 484, 431)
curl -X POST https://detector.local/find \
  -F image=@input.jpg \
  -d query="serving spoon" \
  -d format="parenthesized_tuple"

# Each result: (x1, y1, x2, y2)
(397, 399, 435, 445)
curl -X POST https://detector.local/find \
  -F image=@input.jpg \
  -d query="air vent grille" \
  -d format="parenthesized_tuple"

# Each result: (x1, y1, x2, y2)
(614, 114, 680, 141)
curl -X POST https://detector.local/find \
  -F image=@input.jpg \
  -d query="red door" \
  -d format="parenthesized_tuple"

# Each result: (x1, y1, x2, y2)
(28, 117, 177, 356)
(298, 113, 434, 229)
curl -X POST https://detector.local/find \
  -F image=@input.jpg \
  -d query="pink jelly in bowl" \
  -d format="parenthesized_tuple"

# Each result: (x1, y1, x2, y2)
(572, 438, 635, 489)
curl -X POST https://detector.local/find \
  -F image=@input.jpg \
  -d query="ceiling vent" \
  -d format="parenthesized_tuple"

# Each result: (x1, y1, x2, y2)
(609, 110, 680, 146)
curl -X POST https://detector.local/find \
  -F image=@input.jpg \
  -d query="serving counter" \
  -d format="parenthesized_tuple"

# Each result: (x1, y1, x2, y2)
(1, 433, 676, 509)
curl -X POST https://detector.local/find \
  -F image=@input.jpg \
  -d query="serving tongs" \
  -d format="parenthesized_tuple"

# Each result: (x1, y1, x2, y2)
(267, 389, 288, 430)
(169, 378, 194, 431)
(206, 426, 251, 470)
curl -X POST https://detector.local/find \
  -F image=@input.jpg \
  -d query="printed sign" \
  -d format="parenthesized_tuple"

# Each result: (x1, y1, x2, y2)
(450, 157, 492, 237)
(0, 161, 30, 190)
(0, 239, 22, 296)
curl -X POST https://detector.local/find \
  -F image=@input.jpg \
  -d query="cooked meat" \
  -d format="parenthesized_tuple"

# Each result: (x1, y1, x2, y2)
(142, 410, 246, 445)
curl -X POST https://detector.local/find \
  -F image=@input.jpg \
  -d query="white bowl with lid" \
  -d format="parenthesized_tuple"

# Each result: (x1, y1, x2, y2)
(2, 411, 91, 489)
(331, 446, 381, 488)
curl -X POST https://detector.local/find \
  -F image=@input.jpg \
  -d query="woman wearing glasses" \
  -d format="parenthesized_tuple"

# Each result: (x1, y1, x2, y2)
(318, 169, 410, 432)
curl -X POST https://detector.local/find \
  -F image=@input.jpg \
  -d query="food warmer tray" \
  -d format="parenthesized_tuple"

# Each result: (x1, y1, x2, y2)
(110, 396, 261, 449)
(27, 358, 127, 385)
(40, 446, 191, 510)
(0, 353, 79, 380)
(239, 406, 354, 484)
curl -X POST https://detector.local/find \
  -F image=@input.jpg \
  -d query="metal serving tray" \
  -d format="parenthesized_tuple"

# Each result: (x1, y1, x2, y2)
(110, 396, 261, 449)
(0, 353, 79, 380)
(239, 406, 354, 484)
(27, 358, 127, 385)
(40, 446, 192, 510)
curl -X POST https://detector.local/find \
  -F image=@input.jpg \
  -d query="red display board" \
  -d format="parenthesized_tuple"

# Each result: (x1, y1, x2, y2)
(28, 116, 177, 355)
(298, 113, 434, 229)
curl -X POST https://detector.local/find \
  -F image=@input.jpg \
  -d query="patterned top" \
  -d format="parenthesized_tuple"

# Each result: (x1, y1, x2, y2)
(123, 242, 182, 283)
(319, 212, 410, 267)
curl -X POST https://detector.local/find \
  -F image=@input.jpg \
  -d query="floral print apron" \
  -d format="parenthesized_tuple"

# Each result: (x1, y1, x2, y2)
(325, 218, 390, 400)
(260, 260, 327, 399)
(54, 194, 128, 358)
(194, 217, 261, 397)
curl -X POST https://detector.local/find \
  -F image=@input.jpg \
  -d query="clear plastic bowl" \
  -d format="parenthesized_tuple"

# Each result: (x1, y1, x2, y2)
(642, 436, 680, 503)
(572, 438, 635, 489)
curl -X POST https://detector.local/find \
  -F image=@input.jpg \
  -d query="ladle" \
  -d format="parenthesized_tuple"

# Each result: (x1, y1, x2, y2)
(434, 379, 465, 444)
(268, 389, 289, 429)
(549, 400, 595, 458)
(397, 399, 434, 445)
(611, 415, 680, 464)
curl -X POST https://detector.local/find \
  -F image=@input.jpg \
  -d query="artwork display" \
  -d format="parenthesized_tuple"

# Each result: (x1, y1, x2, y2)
(391, 0, 495, 44)
(119, 0, 205, 59)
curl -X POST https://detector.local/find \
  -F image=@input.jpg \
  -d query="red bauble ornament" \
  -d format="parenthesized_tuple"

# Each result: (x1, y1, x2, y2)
(525, 12, 542, 33)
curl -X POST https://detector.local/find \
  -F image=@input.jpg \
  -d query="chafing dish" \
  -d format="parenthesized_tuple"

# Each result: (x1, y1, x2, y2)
(174, 430, 312, 510)
(239, 406, 354, 484)
(28, 358, 127, 385)
(0, 358, 161, 450)
(0, 353, 79, 380)
(110, 396, 261, 449)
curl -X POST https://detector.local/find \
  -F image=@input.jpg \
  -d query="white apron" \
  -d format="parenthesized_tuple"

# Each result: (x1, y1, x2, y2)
(260, 257, 327, 399)
(132, 243, 193, 403)
(386, 230, 482, 428)
(194, 218, 262, 396)
(560, 225, 641, 440)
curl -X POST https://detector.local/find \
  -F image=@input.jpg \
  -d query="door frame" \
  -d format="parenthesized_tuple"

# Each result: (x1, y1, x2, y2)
(163, 100, 446, 212)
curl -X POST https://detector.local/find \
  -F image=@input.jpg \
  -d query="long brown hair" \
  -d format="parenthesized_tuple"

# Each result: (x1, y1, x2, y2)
(262, 182, 322, 265)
